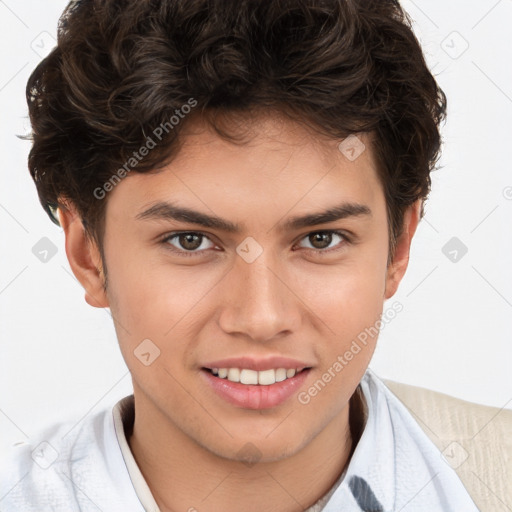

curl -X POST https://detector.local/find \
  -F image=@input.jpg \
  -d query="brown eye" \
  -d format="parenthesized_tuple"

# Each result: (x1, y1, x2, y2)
(297, 231, 347, 253)
(178, 233, 203, 250)
(163, 232, 215, 255)
(309, 232, 334, 249)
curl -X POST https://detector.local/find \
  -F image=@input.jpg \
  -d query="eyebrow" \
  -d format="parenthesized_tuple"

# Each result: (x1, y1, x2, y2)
(135, 201, 372, 233)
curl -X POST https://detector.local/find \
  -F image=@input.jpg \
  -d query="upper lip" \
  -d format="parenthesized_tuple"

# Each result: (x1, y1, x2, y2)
(202, 356, 313, 372)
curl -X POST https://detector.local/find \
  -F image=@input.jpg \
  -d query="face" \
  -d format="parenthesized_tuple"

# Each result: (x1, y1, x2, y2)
(62, 114, 418, 463)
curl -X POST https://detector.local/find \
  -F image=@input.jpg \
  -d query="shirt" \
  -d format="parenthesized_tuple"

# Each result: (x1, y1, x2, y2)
(0, 370, 479, 511)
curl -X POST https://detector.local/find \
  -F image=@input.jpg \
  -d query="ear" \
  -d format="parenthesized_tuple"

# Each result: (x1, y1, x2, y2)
(384, 199, 422, 299)
(58, 202, 109, 308)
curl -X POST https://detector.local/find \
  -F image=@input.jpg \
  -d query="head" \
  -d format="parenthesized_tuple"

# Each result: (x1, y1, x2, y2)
(26, 0, 446, 461)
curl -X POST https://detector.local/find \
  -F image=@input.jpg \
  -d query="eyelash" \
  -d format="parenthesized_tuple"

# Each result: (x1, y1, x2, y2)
(159, 230, 351, 258)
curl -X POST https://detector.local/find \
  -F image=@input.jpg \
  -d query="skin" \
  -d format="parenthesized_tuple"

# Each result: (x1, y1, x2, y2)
(59, 113, 420, 512)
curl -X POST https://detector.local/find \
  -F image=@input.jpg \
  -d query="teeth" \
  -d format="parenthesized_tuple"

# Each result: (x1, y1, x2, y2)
(275, 368, 287, 382)
(227, 368, 240, 382)
(258, 369, 275, 385)
(240, 369, 258, 385)
(210, 367, 305, 385)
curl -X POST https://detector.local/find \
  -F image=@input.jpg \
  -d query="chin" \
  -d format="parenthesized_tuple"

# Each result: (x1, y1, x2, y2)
(204, 431, 308, 466)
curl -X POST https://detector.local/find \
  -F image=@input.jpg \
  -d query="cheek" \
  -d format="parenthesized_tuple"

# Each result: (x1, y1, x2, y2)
(296, 250, 388, 393)
(102, 244, 171, 346)
(300, 252, 387, 330)
(295, 263, 386, 413)
(105, 247, 223, 353)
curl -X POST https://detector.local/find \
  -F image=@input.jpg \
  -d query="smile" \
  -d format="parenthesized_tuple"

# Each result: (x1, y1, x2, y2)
(207, 367, 308, 385)
(201, 367, 312, 409)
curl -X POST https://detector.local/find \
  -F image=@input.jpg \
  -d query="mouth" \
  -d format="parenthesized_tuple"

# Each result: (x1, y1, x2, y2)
(203, 366, 310, 385)
(200, 366, 312, 409)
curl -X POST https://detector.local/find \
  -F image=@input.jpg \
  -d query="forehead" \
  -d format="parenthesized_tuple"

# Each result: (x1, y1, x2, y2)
(105, 113, 384, 223)
(169, 113, 377, 174)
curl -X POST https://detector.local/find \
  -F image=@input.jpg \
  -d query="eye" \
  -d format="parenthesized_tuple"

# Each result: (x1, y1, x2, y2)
(296, 230, 349, 254)
(162, 232, 216, 256)
(160, 229, 350, 258)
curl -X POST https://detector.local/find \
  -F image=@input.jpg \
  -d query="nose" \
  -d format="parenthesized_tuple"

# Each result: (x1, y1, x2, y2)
(217, 249, 302, 343)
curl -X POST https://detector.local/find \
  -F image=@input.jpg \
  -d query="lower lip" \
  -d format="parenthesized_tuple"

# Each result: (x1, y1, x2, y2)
(201, 368, 311, 410)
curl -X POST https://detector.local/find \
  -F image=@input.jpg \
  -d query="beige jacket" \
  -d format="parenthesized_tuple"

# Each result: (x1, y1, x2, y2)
(383, 379, 512, 512)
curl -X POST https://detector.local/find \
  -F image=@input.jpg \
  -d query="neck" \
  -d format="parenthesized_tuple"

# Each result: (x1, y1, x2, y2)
(128, 389, 364, 512)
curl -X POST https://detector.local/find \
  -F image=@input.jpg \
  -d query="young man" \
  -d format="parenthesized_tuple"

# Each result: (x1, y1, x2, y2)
(1, 0, 506, 510)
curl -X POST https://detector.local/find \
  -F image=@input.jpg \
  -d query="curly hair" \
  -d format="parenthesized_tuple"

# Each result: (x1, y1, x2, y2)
(25, 0, 447, 261)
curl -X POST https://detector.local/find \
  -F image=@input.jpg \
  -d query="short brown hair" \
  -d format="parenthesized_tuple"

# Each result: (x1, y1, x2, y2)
(25, 0, 447, 260)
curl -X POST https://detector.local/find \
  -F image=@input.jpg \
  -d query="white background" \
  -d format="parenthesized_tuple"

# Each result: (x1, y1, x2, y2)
(1, 0, 511, 452)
